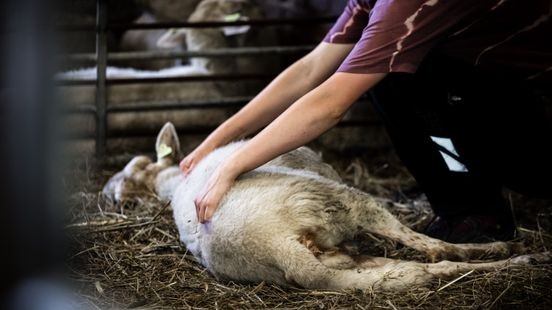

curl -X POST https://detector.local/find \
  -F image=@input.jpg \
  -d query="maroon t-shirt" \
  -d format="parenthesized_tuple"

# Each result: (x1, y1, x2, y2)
(324, 0, 552, 83)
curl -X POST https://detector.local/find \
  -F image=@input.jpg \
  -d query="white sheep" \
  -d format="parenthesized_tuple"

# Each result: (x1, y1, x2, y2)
(102, 122, 550, 291)
(137, 0, 202, 22)
(116, 0, 208, 70)
(58, 0, 280, 154)
(157, 0, 280, 79)
(117, 12, 183, 70)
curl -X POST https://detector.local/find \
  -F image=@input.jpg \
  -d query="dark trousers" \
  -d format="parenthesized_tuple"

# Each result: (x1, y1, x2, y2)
(370, 56, 552, 219)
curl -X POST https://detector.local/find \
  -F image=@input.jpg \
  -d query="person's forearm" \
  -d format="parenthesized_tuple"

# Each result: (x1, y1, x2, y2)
(200, 59, 321, 149)
(199, 43, 354, 151)
(224, 72, 387, 177)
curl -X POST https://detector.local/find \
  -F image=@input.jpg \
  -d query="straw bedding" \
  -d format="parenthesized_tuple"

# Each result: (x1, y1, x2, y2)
(65, 147, 552, 309)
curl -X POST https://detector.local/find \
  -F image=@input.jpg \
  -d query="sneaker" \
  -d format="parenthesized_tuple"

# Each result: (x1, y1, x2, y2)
(424, 214, 516, 243)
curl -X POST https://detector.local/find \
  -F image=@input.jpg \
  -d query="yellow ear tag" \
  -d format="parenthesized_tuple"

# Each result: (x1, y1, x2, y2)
(224, 13, 241, 22)
(157, 143, 173, 160)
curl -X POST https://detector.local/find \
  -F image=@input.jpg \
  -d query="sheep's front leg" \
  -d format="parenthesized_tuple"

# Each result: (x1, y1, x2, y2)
(345, 189, 522, 261)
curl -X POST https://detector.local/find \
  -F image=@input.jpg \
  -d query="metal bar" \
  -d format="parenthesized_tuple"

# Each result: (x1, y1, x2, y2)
(55, 24, 96, 32)
(61, 98, 245, 114)
(56, 16, 338, 32)
(56, 73, 274, 86)
(110, 16, 338, 30)
(107, 97, 252, 112)
(66, 119, 378, 140)
(62, 45, 314, 63)
(63, 98, 372, 115)
(62, 99, 244, 115)
(95, 0, 108, 157)
(56, 79, 103, 86)
(62, 104, 97, 114)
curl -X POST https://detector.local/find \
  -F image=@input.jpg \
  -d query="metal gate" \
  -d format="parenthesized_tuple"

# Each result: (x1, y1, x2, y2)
(57, 0, 353, 158)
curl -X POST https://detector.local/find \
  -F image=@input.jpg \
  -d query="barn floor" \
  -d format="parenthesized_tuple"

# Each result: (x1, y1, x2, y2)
(65, 145, 552, 309)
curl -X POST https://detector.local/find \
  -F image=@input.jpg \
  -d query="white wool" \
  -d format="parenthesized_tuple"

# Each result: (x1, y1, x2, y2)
(56, 65, 208, 80)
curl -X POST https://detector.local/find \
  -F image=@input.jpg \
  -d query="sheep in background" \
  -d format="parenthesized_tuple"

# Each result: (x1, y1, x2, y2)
(157, 0, 280, 78)
(136, 0, 202, 22)
(117, 0, 204, 70)
(58, 0, 366, 156)
(59, 0, 281, 109)
(117, 12, 183, 70)
(117, 0, 281, 74)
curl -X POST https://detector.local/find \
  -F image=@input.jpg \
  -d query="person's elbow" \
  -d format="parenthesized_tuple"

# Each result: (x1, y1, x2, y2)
(296, 47, 336, 89)
(318, 72, 388, 122)
(312, 90, 352, 125)
(296, 56, 319, 89)
(326, 108, 348, 126)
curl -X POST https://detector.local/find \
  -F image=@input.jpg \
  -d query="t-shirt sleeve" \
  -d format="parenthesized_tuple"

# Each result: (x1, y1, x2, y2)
(335, 0, 478, 74)
(323, 0, 371, 44)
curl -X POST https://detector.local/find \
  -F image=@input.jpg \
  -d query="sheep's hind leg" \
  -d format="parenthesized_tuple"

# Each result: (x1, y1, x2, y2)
(275, 237, 410, 290)
(282, 230, 550, 291)
(343, 189, 522, 261)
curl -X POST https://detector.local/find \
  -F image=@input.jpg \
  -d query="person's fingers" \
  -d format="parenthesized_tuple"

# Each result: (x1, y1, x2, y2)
(194, 190, 217, 223)
(179, 158, 189, 171)
(204, 203, 215, 222)
(194, 196, 201, 221)
(199, 198, 209, 223)
(195, 188, 211, 223)
(185, 163, 196, 175)
(193, 168, 232, 223)
(180, 158, 196, 175)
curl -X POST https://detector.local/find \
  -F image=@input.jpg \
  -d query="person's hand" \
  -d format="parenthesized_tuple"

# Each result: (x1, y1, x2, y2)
(180, 143, 214, 175)
(194, 163, 238, 223)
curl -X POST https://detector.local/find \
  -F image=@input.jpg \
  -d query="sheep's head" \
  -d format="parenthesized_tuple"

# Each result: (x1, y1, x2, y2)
(188, 0, 262, 24)
(157, 0, 262, 50)
(146, 0, 202, 22)
(102, 122, 182, 202)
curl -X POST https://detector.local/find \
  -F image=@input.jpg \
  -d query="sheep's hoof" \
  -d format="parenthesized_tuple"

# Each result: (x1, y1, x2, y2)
(510, 251, 552, 265)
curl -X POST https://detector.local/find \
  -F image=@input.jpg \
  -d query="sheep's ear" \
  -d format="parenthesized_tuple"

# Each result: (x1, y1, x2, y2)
(155, 122, 181, 163)
(157, 28, 187, 48)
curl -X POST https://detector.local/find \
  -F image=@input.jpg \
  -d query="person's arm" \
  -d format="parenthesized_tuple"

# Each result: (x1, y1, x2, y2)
(180, 42, 354, 174)
(195, 71, 387, 222)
